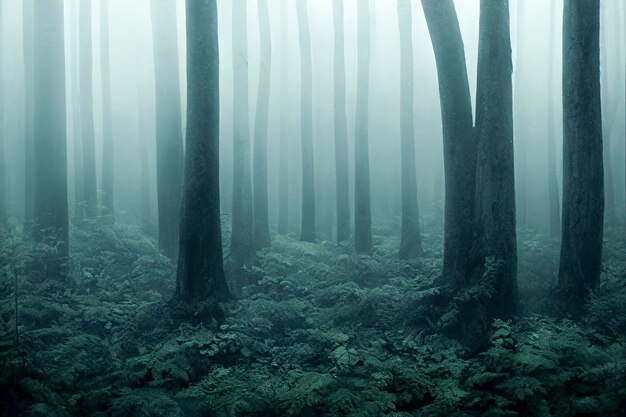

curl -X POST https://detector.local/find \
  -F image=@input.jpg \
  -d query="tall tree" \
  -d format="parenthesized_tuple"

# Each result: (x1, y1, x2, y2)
(354, 0, 373, 253)
(296, 0, 316, 242)
(278, 0, 289, 235)
(23, 0, 35, 224)
(70, 0, 83, 213)
(421, 0, 476, 287)
(33, 0, 69, 279)
(101, 0, 114, 216)
(558, 0, 604, 316)
(473, 0, 518, 322)
(231, 0, 255, 266)
(0, 0, 5, 225)
(547, 0, 561, 238)
(79, 0, 97, 217)
(332, 0, 350, 243)
(150, 0, 184, 259)
(176, 0, 231, 304)
(514, 0, 527, 226)
(397, 0, 422, 259)
(253, 0, 272, 249)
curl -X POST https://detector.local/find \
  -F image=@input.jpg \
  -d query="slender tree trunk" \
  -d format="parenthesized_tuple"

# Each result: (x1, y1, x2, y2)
(296, 0, 316, 242)
(601, 1, 617, 224)
(150, 0, 184, 259)
(332, 0, 350, 243)
(421, 0, 475, 287)
(558, 0, 604, 317)
(514, 0, 527, 226)
(70, 0, 83, 213)
(23, 0, 35, 224)
(33, 0, 69, 279)
(136, 55, 153, 235)
(473, 0, 518, 322)
(253, 0, 272, 249)
(177, 0, 231, 304)
(354, 0, 373, 254)
(231, 0, 255, 266)
(398, 0, 422, 259)
(101, 0, 114, 217)
(278, 0, 289, 235)
(80, 0, 97, 217)
(547, 0, 561, 238)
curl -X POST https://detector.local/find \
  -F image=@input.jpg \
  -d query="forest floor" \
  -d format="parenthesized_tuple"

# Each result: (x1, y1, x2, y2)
(1, 218, 625, 417)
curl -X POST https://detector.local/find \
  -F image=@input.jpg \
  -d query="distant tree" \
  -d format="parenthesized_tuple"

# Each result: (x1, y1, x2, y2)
(23, 0, 35, 224)
(101, 0, 114, 217)
(296, 0, 316, 242)
(176, 0, 231, 304)
(69, 0, 83, 213)
(354, 0, 373, 254)
(278, 0, 289, 235)
(558, 0, 604, 317)
(253, 0, 272, 249)
(397, 0, 422, 259)
(332, 0, 350, 243)
(150, 0, 184, 259)
(231, 0, 255, 266)
(33, 0, 69, 279)
(514, 0, 527, 226)
(547, 0, 560, 238)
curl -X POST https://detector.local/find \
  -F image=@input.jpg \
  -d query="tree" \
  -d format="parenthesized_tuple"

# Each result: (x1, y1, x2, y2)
(176, 0, 231, 304)
(33, 0, 69, 279)
(354, 0, 373, 253)
(547, 0, 560, 238)
(332, 0, 350, 243)
(101, 0, 114, 216)
(0, 0, 4, 225)
(397, 0, 422, 259)
(278, 0, 289, 235)
(514, 0, 527, 226)
(231, 0, 255, 266)
(70, 0, 83, 213)
(253, 0, 272, 249)
(23, 0, 35, 224)
(79, 0, 97, 217)
(150, 0, 184, 259)
(558, 0, 604, 316)
(296, 0, 316, 242)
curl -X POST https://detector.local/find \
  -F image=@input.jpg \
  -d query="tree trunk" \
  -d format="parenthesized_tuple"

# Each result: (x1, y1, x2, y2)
(101, 0, 114, 217)
(601, 1, 617, 225)
(231, 0, 255, 266)
(253, 0, 272, 249)
(0, 0, 5, 225)
(354, 0, 373, 254)
(398, 0, 422, 259)
(421, 0, 475, 287)
(332, 0, 350, 243)
(80, 0, 97, 217)
(547, 0, 561, 238)
(150, 0, 184, 259)
(23, 0, 35, 224)
(176, 0, 231, 304)
(514, 0, 527, 226)
(473, 0, 518, 323)
(33, 0, 69, 279)
(558, 0, 604, 317)
(70, 0, 83, 214)
(278, 0, 289, 235)
(296, 0, 316, 242)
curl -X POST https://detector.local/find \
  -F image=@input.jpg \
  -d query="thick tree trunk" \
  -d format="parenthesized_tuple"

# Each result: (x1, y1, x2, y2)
(253, 0, 272, 249)
(177, 0, 231, 304)
(150, 0, 184, 259)
(101, 0, 114, 217)
(80, 0, 97, 217)
(558, 0, 604, 317)
(398, 0, 422, 259)
(33, 0, 69, 279)
(23, 0, 35, 224)
(354, 0, 373, 254)
(278, 0, 289, 235)
(421, 0, 475, 287)
(231, 0, 255, 266)
(547, 0, 561, 238)
(332, 0, 350, 243)
(473, 0, 518, 323)
(296, 0, 316, 242)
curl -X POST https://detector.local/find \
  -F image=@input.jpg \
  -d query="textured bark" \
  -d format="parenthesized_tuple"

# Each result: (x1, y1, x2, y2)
(421, 0, 475, 287)
(547, 0, 561, 238)
(278, 0, 289, 235)
(296, 0, 316, 242)
(473, 0, 518, 320)
(79, 0, 97, 217)
(177, 0, 231, 304)
(23, 0, 35, 224)
(33, 0, 69, 279)
(332, 0, 350, 243)
(398, 0, 422, 259)
(231, 0, 255, 266)
(150, 0, 184, 259)
(354, 0, 373, 254)
(101, 0, 114, 216)
(253, 0, 272, 249)
(558, 0, 604, 316)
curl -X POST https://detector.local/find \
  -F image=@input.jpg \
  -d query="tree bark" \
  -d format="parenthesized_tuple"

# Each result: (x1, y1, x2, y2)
(296, 0, 316, 242)
(558, 0, 604, 317)
(601, 0, 617, 224)
(177, 0, 231, 304)
(547, 0, 561, 238)
(398, 0, 422, 259)
(101, 0, 114, 217)
(23, 0, 35, 224)
(278, 0, 289, 235)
